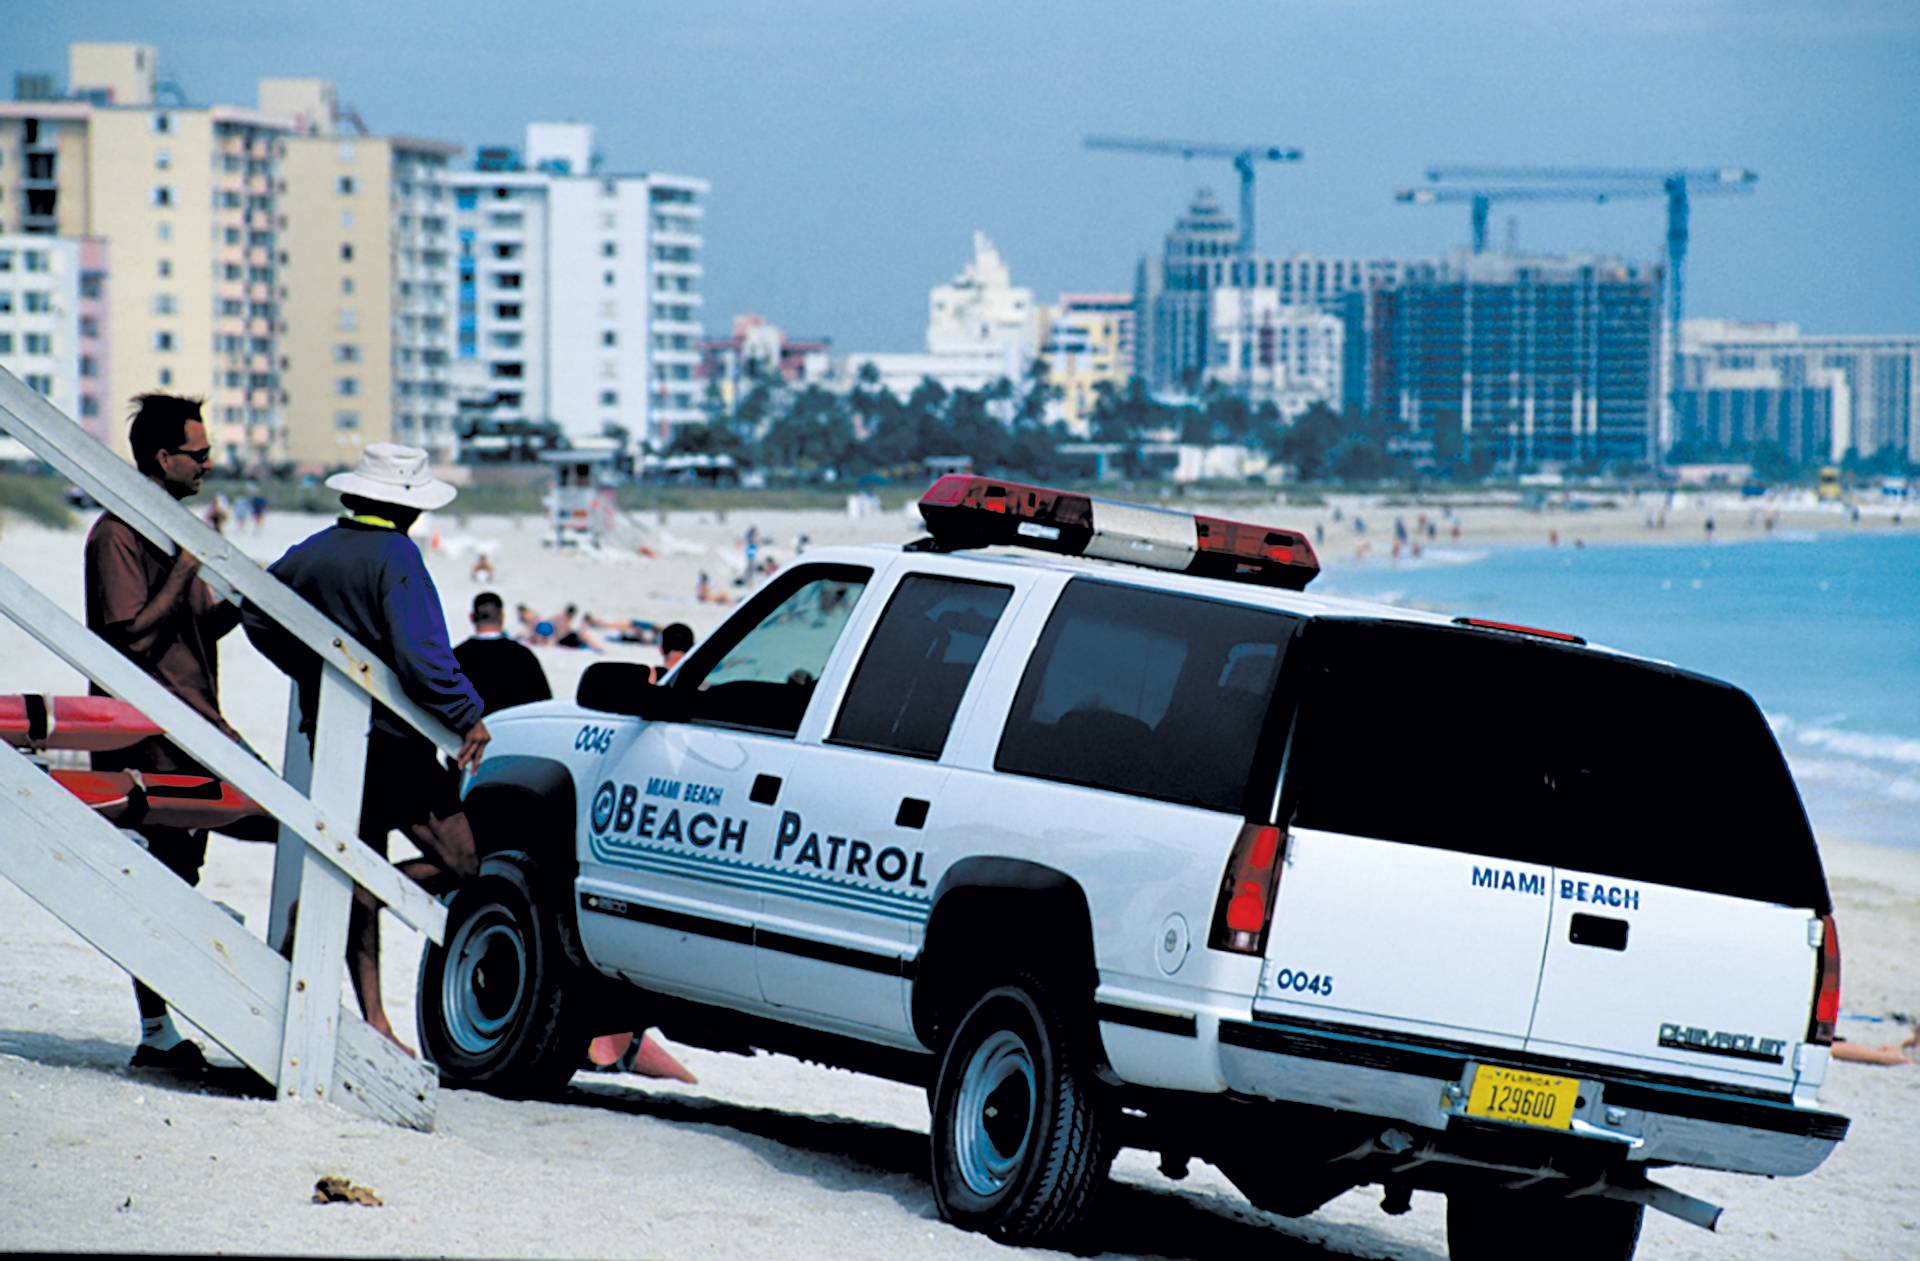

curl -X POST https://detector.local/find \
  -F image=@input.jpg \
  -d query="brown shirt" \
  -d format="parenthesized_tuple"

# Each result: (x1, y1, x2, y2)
(83, 512, 240, 773)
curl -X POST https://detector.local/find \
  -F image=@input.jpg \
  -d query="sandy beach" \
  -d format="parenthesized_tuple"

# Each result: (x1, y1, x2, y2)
(1, 488, 1916, 1260)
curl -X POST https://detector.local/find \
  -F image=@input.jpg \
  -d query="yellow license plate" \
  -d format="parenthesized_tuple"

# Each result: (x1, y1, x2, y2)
(1465, 1065, 1579, 1130)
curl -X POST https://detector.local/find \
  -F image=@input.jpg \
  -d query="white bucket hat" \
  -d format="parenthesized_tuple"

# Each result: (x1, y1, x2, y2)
(325, 442, 457, 511)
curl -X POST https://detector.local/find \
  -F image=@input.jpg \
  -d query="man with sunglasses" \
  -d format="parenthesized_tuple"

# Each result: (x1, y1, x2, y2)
(82, 393, 246, 1073)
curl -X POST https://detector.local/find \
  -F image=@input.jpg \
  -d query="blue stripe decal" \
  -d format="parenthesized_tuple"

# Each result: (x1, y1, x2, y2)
(589, 834, 925, 911)
(586, 834, 931, 924)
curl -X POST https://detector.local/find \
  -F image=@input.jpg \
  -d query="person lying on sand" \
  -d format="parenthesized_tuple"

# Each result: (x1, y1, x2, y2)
(1831, 1033, 1918, 1065)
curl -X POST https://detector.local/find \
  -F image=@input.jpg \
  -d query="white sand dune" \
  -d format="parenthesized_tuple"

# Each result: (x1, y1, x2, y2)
(0, 496, 1915, 1259)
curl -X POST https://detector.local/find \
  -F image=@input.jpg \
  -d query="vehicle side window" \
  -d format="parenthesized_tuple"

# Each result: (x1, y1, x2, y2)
(674, 565, 870, 736)
(996, 579, 1301, 814)
(830, 575, 1012, 759)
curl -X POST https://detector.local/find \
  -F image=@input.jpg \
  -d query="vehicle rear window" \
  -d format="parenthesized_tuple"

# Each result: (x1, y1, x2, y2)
(1285, 620, 1830, 910)
(996, 580, 1301, 814)
(831, 575, 1012, 759)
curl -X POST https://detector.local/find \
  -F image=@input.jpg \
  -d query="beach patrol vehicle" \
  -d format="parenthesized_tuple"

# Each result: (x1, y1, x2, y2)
(421, 475, 1848, 1258)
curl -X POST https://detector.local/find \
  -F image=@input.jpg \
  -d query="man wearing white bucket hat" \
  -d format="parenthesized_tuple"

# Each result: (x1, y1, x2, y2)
(244, 443, 486, 1052)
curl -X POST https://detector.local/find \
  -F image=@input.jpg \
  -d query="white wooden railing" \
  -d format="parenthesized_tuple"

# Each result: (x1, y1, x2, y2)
(0, 366, 460, 1129)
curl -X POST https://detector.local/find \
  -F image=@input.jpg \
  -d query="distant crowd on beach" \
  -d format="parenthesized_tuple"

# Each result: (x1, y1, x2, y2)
(484, 521, 811, 653)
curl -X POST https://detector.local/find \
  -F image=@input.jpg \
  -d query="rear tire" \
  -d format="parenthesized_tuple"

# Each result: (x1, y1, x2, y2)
(417, 857, 589, 1098)
(928, 976, 1111, 1246)
(1447, 1189, 1643, 1261)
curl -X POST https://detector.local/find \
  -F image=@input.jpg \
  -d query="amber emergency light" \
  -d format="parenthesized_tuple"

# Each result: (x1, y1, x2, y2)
(915, 475, 1321, 590)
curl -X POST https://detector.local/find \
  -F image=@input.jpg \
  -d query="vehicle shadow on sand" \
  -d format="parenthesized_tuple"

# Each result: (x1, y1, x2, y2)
(559, 1077, 1441, 1260)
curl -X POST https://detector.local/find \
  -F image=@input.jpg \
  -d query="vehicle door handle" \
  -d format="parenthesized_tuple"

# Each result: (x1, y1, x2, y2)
(896, 797, 929, 829)
(1570, 913, 1629, 951)
(750, 774, 781, 805)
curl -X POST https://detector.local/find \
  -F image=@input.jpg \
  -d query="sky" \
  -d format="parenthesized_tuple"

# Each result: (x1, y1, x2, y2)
(15, 1, 1920, 350)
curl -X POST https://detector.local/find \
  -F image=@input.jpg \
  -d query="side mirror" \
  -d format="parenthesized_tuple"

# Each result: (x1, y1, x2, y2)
(576, 662, 690, 721)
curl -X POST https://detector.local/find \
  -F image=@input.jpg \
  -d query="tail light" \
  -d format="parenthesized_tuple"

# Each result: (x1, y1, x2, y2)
(1808, 914, 1840, 1046)
(1210, 824, 1287, 955)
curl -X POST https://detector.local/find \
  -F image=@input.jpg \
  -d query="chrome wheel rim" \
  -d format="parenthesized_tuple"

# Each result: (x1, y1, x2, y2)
(953, 1027, 1037, 1196)
(442, 903, 528, 1056)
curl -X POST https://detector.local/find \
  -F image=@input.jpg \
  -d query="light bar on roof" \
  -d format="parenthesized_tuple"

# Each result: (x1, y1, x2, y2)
(915, 475, 1321, 590)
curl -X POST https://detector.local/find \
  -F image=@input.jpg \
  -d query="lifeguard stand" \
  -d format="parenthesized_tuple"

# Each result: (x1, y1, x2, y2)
(541, 448, 620, 547)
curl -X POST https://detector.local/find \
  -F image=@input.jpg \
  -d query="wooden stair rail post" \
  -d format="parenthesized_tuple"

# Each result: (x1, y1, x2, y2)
(0, 367, 462, 1122)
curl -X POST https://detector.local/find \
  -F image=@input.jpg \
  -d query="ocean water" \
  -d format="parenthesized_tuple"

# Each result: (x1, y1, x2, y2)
(1314, 530, 1920, 851)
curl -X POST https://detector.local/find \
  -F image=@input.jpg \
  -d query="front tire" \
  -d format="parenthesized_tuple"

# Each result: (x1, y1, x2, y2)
(1447, 1189, 1643, 1261)
(417, 857, 588, 1097)
(929, 977, 1111, 1246)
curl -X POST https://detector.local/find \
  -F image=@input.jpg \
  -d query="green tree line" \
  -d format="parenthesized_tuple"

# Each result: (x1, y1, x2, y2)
(663, 360, 1913, 487)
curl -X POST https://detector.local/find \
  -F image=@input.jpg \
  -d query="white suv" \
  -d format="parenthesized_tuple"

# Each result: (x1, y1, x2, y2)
(420, 476, 1847, 1259)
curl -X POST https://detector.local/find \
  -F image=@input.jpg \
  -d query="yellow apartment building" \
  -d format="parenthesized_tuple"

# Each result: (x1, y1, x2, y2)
(0, 43, 290, 467)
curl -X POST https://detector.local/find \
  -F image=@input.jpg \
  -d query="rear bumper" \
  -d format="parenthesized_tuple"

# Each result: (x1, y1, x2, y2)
(1218, 1016, 1847, 1178)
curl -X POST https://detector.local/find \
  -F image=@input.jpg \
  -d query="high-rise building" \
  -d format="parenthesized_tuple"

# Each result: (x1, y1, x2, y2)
(1134, 189, 1432, 411)
(1134, 189, 1236, 395)
(1035, 293, 1133, 434)
(0, 235, 110, 440)
(0, 43, 292, 468)
(1680, 320, 1918, 463)
(1205, 295, 1344, 418)
(1672, 367, 1849, 467)
(1371, 251, 1663, 469)
(841, 232, 1035, 405)
(450, 123, 708, 450)
(268, 78, 461, 468)
(928, 232, 1036, 359)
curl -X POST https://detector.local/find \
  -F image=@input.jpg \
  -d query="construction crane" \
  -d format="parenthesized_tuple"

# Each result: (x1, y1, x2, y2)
(1085, 135, 1303, 398)
(1394, 185, 1674, 254)
(1420, 166, 1757, 430)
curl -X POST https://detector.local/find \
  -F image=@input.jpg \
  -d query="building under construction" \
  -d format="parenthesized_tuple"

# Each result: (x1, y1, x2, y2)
(1369, 251, 1663, 470)
(1134, 190, 1430, 413)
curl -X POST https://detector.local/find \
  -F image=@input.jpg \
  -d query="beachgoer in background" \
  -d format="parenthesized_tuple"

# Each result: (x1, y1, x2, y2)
(583, 612, 658, 645)
(248, 490, 267, 534)
(242, 443, 486, 1053)
(206, 494, 230, 535)
(85, 393, 247, 1072)
(548, 604, 600, 651)
(455, 592, 551, 715)
(515, 603, 546, 644)
(470, 550, 497, 583)
(651, 622, 694, 684)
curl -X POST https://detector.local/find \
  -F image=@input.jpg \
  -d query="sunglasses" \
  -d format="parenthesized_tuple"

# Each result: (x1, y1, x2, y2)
(168, 446, 214, 464)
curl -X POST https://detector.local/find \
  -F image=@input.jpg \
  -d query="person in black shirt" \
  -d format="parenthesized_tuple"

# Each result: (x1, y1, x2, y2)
(652, 622, 694, 683)
(453, 592, 552, 715)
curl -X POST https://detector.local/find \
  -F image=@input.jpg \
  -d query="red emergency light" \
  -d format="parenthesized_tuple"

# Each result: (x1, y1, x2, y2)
(915, 475, 1320, 590)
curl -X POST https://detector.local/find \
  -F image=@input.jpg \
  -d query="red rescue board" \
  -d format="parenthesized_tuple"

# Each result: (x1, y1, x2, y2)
(49, 769, 265, 830)
(0, 694, 165, 752)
